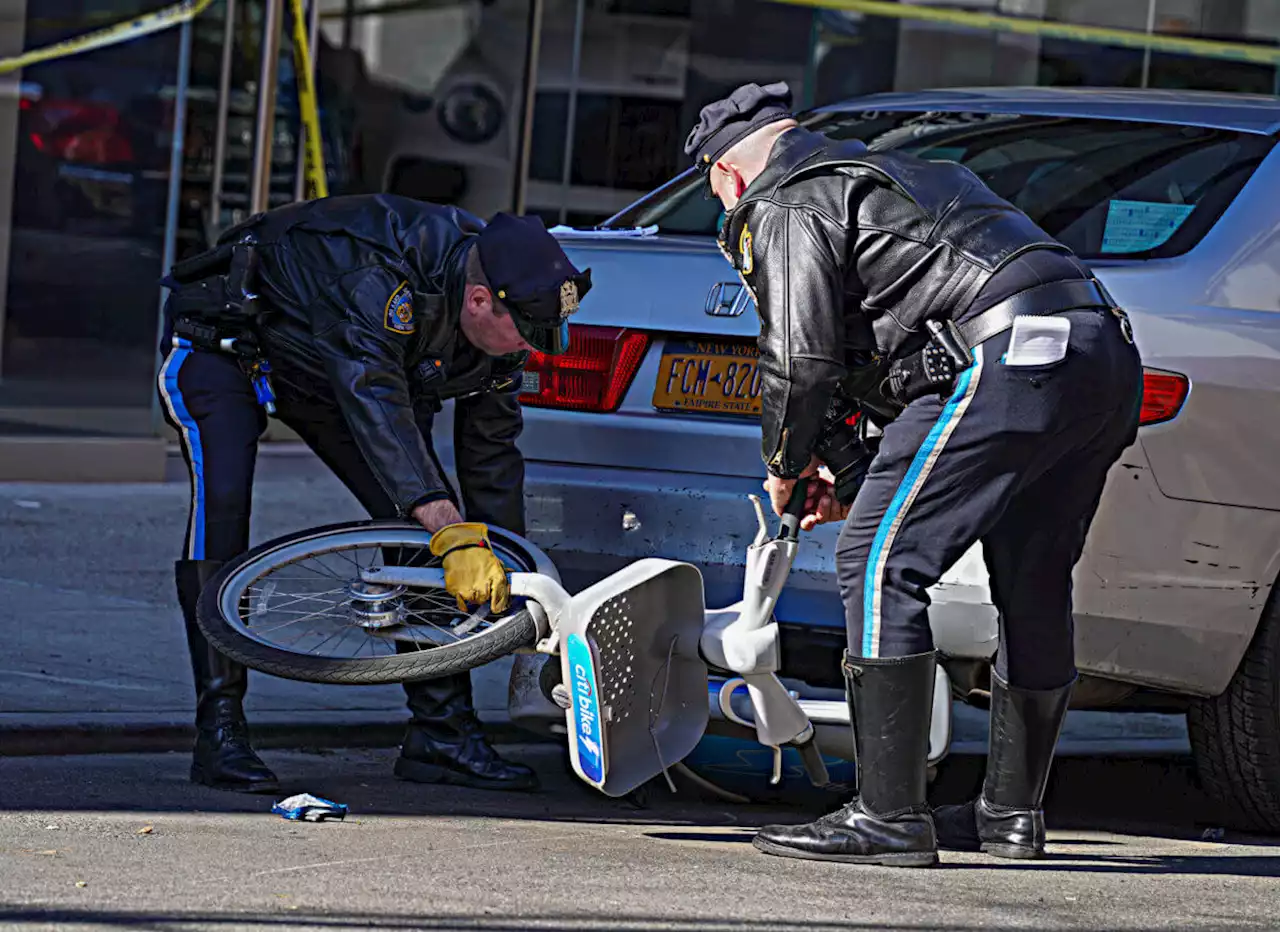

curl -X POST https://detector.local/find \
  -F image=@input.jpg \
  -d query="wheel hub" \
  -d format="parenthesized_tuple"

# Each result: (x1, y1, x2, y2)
(345, 580, 407, 629)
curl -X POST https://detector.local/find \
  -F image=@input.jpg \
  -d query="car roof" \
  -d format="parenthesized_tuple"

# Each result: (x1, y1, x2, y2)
(810, 86, 1280, 136)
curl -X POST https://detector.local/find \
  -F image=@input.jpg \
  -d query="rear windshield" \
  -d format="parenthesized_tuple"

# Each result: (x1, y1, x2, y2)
(604, 113, 1274, 260)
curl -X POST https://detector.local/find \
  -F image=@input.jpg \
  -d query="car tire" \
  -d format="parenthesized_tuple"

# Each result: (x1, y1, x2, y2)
(1188, 593, 1280, 834)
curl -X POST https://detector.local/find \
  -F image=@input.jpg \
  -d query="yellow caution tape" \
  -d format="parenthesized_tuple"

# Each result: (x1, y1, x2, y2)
(774, 0, 1280, 67)
(288, 0, 329, 200)
(0, 0, 217, 76)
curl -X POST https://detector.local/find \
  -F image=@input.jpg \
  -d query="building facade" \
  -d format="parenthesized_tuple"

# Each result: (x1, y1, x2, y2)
(0, 0, 1276, 472)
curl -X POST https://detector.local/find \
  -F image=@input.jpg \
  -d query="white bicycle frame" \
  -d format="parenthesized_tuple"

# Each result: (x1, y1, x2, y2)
(362, 486, 953, 798)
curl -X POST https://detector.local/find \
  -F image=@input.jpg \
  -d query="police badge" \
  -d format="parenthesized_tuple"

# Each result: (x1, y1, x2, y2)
(383, 281, 415, 334)
(559, 279, 580, 320)
(739, 224, 753, 275)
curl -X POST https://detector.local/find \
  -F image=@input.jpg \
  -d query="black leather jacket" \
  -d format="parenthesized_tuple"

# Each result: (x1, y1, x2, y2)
(719, 128, 1071, 479)
(216, 195, 527, 527)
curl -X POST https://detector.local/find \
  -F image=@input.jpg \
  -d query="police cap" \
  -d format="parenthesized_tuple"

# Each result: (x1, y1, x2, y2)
(684, 81, 794, 173)
(476, 213, 592, 356)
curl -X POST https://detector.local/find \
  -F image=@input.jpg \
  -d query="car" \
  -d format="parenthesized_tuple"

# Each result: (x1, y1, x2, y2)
(429, 86, 1280, 829)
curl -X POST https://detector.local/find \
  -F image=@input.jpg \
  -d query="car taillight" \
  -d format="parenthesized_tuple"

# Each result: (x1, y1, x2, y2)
(519, 324, 649, 413)
(1140, 369, 1189, 426)
(29, 99, 133, 164)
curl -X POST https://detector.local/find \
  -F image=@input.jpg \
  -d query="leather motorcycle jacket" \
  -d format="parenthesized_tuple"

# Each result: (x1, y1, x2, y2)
(180, 194, 527, 521)
(719, 127, 1072, 479)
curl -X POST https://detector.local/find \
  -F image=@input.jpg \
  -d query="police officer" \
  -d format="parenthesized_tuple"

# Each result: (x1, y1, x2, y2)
(684, 83, 1142, 866)
(156, 195, 591, 795)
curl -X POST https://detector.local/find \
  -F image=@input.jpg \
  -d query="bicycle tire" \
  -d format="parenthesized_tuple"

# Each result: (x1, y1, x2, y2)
(195, 519, 545, 686)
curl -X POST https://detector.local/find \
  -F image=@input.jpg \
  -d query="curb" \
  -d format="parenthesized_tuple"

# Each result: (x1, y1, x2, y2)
(0, 711, 556, 758)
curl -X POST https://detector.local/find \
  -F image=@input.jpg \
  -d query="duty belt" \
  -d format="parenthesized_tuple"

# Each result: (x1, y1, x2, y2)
(885, 277, 1122, 407)
(955, 277, 1115, 349)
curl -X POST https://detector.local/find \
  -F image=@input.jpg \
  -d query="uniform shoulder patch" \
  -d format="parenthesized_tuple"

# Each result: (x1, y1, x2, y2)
(738, 224, 754, 275)
(384, 281, 415, 334)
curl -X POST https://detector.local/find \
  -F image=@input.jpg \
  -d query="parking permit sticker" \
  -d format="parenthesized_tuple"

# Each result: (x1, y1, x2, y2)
(1102, 199, 1195, 254)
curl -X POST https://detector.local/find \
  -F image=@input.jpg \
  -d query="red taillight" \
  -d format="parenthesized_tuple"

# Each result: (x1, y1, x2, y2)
(519, 324, 649, 413)
(29, 99, 133, 165)
(1140, 369, 1189, 426)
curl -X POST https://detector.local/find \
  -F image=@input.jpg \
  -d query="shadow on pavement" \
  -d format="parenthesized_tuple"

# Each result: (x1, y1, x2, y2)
(0, 909, 1145, 931)
(3, 745, 1279, 846)
(996, 853, 1280, 876)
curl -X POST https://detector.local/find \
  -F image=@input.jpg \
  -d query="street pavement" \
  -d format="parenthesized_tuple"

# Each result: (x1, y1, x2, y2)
(0, 450, 1191, 759)
(1, 451, 1276, 930)
(1, 746, 1277, 931)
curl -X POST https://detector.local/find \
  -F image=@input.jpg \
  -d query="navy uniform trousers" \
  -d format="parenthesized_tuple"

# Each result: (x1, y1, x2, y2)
(155, 334, 473, 724)
(835, 306, 1142, 690)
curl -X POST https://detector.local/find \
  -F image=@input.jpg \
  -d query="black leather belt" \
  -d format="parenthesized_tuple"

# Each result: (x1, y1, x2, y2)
(956, 278, 1113, 349)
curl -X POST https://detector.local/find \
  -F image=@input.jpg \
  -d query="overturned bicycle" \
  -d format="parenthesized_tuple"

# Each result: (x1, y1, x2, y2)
(193, 476, 953, 799)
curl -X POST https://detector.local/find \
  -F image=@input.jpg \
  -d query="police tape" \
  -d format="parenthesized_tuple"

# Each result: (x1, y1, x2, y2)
(0, 0, 217, 76)
(772, 0, 1280, 67)
(288, 0, 329, 200)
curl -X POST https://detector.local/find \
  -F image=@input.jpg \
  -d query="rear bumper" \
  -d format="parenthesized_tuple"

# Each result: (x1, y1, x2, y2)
(506, 438, 1271, 700)
(518, 458, 1001, 655)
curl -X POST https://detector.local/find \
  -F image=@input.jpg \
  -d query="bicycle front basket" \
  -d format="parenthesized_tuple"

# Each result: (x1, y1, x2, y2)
(558, 558, 709, 798)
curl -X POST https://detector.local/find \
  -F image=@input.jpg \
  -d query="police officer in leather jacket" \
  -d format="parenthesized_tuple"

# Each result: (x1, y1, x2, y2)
(157, 196, 590, 794)
(685, 84, 1142, 867)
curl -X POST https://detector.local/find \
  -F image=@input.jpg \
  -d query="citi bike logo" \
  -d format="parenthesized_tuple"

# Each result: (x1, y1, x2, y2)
(566, 633, 605, 784)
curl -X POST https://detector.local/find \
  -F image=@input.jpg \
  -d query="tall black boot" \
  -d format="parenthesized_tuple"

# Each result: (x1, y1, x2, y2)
(394, 670, 539, 792)
(752, 651, 938, 867)
(933, 671, 1073, 859)
(176, 560, 279, 794)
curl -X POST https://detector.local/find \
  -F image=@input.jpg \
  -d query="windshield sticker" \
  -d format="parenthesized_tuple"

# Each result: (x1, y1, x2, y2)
(1102, 200, 1195, 254)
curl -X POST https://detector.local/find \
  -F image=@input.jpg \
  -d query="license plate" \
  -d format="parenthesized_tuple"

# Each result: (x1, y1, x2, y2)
(652, 340, 762, 416)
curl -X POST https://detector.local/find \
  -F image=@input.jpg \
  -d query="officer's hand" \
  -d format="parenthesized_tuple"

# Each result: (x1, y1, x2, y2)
(764, 456, 820, 518)
(413, 499, 465, 534)
(429, 522, 511, 614)
(800, 466, 852, 530)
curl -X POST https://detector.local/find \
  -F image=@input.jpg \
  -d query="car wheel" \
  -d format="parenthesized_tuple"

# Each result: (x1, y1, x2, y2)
(1188, 592, 1280, 834)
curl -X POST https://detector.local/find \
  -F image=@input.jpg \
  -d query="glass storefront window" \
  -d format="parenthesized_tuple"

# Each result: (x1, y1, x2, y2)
(0, 0, 1276, 447)
(0, 1, 181, 437)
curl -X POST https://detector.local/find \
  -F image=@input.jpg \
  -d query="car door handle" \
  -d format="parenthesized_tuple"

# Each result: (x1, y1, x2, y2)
(706, 282, 751, 318)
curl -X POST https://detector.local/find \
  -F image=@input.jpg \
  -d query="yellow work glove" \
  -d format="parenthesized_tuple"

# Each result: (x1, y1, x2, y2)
(429, 522, 510, 614)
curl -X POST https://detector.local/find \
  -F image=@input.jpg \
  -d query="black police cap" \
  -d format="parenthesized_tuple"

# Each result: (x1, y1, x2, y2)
(476, 213, 592, 356)
(684, 81, 794, 173)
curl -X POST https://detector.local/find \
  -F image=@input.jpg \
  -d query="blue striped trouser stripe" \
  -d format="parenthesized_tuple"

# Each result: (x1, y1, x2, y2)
(861, 345, 985, 658)
(157, 344, 207, 560)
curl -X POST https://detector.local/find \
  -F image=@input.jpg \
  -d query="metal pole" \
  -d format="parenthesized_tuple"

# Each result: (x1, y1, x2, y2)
(251, 0, 286, 214)
(208, 0, 237, 242)
(342, 0, 357, 49)
(512, 0, 545, 215)
(1140, 0, 1157, 89)
(152, 18, 195, 435)
(295, 0, 322, 201)
(557, 0, 585, 225)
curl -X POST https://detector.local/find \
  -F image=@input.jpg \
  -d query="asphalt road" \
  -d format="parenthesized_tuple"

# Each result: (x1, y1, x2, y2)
(2, 746, 1277, 932)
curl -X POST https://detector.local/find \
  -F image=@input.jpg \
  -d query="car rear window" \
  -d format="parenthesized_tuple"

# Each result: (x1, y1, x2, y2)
(605, 112, 1274, 260)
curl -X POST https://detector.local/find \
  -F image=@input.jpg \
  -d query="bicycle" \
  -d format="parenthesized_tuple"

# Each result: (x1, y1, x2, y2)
(195, 481, 953, 797)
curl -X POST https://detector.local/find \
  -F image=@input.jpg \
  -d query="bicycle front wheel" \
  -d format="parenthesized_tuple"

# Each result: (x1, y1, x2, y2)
(195, 520, 555, 685)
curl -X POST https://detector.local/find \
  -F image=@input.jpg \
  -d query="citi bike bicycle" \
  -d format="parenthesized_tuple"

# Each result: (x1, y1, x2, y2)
(195, 481, 952, 797)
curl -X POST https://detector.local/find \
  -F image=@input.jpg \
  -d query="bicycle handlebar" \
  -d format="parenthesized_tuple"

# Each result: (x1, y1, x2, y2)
(778, 477, 811, 541)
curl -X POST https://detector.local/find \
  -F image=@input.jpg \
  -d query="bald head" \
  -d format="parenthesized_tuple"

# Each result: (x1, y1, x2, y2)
(710, 118, 799, 210)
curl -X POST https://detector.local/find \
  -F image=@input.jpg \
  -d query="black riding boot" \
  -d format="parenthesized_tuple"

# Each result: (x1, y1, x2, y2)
(176, 560, 279, 794)
(933, 671, 1074, 859)
(394, 671, 539, 792)
(753, 651, 938, 867)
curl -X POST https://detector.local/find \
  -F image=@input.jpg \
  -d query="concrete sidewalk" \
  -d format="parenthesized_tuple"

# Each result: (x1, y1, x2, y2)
(0, 449, 1191, 758)
(0, 457, 525, 756)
